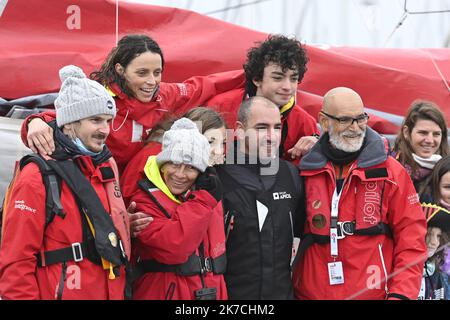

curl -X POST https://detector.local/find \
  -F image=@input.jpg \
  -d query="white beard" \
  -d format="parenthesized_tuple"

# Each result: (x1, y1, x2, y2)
(329, 125, 366, 152)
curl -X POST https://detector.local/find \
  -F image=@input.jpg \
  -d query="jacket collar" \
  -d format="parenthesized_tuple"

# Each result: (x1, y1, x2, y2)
(143, 156, 181, 204)
(300, 126, 387, 171)
(245, 90, 295, 116)
(108, 83, 164, 125)
(50, 121, 112, 166)
(279, 96, 295, 116)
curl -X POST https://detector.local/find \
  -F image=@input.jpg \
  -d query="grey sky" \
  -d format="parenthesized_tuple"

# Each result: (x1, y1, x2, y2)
(127, 0, 450, 48)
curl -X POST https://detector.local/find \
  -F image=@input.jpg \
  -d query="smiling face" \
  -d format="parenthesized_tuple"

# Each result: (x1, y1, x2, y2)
(203, 126, 226, 166)
(115, 51, 162, 103)
(439, 171, 450, 204)
(403, 119, 442, 158)
(319, 88, 367, 153)
(326, 116, 367, 153)
(65, 114, 112, 153)
(160, 162, 200, 195)
(237, 98, 282, 160)
(253, 62, 299, 107)
(426, 227, 442, 258)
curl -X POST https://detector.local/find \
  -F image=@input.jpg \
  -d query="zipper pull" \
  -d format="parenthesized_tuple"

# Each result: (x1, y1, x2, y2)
(109, 263, 116, 280)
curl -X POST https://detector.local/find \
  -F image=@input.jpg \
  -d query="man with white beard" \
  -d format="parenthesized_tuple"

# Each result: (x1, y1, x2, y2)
(292, 87, 427, 300)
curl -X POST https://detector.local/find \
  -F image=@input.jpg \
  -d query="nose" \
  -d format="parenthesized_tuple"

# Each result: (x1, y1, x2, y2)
(213, 142, 224, 155)
(174, 165, 187, 178)
(424, 133, 434, 144)
(269, 127, 276, 138)
(280, 78, 292, 91)
(145, 74, 156, 85)
(98, 120, 110, 134)
(266, 126, 280, 142)
(348, 120, 360, 130)
(429, 234, 439, 247)
(210, 147, 219, 157)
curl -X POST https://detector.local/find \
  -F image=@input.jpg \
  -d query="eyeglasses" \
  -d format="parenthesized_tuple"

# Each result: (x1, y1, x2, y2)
(321, 111, 369, 126)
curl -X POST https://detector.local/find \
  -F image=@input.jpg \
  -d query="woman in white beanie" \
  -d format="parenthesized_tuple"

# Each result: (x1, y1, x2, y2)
(121, 106, 227, 208)
(130, 117, 227, 300)
(22, 34, 243, 174)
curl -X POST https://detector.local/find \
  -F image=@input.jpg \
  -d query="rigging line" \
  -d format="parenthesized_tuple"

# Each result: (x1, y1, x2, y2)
(383, 11, 408, 47)
(422, 49, 450, 93)
(222, 0, 233, 21)
(203, 0, 272, 16)
(385, 0, 450, 46)
(408, 9, 450, 15)
(231, 0, 243, 23)
(404, 0, 450, 15)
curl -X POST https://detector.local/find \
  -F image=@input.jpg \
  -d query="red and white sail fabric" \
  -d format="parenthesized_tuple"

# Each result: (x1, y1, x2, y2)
(1, 0, 449, 135)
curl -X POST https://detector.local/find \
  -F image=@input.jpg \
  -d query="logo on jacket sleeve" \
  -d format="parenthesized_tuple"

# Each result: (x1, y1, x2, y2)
(312, 200, 321, 209)
(408, 193, 419, 205)
(14, 200, 36, 213)
(273, 191, 292, 200)
(177, 83, 187, 96)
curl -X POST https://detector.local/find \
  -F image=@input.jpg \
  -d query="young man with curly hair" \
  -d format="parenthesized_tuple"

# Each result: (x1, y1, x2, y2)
(207, 34, 319, 164)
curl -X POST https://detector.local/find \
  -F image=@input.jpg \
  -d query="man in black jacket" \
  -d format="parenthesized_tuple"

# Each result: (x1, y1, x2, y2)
(217, 96, 305, 299)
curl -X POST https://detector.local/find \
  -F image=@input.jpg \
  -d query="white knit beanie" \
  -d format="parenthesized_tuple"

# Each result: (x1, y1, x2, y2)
(156, 118, 210, 172)
(54, 65, 116, 127)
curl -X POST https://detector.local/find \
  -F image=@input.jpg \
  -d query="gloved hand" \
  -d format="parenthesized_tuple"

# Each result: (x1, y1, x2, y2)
(195, 167, 223, 202)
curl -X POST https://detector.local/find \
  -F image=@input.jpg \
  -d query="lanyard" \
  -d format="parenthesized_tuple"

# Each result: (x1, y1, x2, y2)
(330, 187, 342, 257)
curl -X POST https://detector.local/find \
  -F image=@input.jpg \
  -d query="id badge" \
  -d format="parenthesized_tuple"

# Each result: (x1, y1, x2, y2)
(328, 261, 344, 285)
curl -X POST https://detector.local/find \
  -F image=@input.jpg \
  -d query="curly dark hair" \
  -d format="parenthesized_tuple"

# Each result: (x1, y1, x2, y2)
(243, 34, 308, 96)
(90, 34, 164, 98)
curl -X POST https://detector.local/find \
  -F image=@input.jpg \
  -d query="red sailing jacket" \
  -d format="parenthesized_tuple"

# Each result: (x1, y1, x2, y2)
(21, 71, 245, 173)
(120, 141, 162, 207)
(131, 157, 227, 300)
(0, 156, 128, 300)
(292, 128, 427, 300)
(206, 88, 319, 165)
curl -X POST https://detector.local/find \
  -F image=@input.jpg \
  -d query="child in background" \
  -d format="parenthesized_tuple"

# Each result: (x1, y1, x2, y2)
(420, 155, 450, 300)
